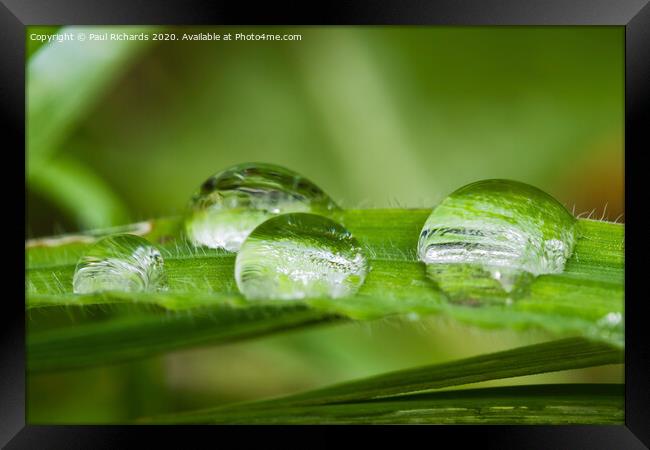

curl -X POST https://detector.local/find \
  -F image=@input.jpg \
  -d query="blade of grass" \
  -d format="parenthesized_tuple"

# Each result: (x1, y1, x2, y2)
(146, 384, 623, 425)
(248, 337, 622, 406)
(26, 210, 624, 372)
(140, 338, 623, 423)
(143, 338, 623, 423)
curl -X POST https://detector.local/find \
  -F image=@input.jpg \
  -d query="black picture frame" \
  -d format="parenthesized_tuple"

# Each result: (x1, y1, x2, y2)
(4, 0, 648, 447)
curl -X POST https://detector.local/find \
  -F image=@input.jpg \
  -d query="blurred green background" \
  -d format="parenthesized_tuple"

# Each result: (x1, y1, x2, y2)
(26, 26, 624, 423)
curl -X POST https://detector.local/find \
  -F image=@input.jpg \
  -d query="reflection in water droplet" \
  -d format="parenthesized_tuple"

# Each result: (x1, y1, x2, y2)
(185, 163, 339, 252)
(72, 234, 167, 294)
(235, 213, 368, 301)
(417, 179, 576, 304)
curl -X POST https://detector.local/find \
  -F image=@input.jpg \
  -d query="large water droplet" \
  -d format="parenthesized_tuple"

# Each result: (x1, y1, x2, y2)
(185, 163, 339, 252)
(72, 234, 167, 294)
(417, 179, 576, 304)
(235, 213, 368, 301)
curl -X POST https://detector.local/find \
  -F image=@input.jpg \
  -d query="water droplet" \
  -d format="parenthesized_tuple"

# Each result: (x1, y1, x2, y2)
(72, 234, 167, 294)
(592, 311, 624, 346)
(417, 179, 576, 304)
(235, 213, 368, 301)
(599, 311, 622, 327)
(185, 163, 339, 252)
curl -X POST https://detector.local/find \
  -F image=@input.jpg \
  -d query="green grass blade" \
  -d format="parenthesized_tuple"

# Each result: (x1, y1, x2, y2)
(142, 338, 622, 424)
(26, 210, 624, 372)
(250, 337, 622, 406)
(147, 384, 623, 425)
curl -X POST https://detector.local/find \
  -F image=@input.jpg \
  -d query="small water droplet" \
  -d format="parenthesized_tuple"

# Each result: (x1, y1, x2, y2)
(417, 179, 576, 304)
(185, 163, 339, 252)
(591, 311, 624, 346)
(598, 312, 622, 327)
(235, 213, 368, 301)
(72, 234, 167, 294)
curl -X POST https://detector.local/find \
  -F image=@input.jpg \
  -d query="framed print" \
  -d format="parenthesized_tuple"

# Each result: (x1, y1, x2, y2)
(3, 0, 648, 447)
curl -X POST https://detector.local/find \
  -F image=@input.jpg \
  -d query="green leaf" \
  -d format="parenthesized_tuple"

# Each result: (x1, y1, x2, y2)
(142, 338, 622, 424)
(26, 210, 623, 372)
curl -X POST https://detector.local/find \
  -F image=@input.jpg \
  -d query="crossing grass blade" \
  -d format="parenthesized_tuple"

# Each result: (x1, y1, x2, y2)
(144, 384, 623, 425)
(141, 337, 622, 424)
